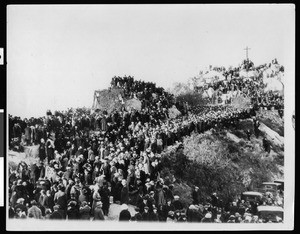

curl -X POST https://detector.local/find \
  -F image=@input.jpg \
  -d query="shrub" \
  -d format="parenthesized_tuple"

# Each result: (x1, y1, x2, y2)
(160, 128, 282, 206)
(172, 183, 193, 208)
(176, 92, 208, 111)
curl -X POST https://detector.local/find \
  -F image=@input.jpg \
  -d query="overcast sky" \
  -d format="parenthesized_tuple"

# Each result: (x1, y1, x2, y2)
(7, 4, 294, 118)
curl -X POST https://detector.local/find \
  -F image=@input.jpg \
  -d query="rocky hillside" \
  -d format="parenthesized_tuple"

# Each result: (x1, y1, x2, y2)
(160, 108, 284, 204)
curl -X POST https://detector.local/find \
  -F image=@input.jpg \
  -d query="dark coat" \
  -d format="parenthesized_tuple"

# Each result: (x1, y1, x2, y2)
(56, 194, 67, 211)
(39, 143, 46, 161)
(50, 211, 63, 220)
(44, 195, 55, 211)
(120, 186, 129, 205)
(149, 212, 159, 221)
(119, 209, 131, 221)
(192, 190, 199, 205)
(67, 206, 79, 219)
(142, 211, 151, 221)
(132, 212, 143, 221)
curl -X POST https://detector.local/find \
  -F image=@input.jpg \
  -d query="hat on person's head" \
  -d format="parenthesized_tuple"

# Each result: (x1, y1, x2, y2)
(31, 200, 37, 205)
(205, 212, 212, 219)
(244, 215, 252, 222)
(235, 212, 241, 217)
(15, 208, 22, 213)
(68, 201, 76, 207)
(149, 191, 155, 195)
(144, 206, 149, 210)
(134, 207, 140, 212)
(45, 208, 52, 215)
(168, 211, 174, 216)
(96, 201, 103, 206)
(229, 215, 235, 220)
(81, 201, 87, 206)
(189, 205, 197, 210)
(174, 195, 180, 200)
(16, 198, 25, 204)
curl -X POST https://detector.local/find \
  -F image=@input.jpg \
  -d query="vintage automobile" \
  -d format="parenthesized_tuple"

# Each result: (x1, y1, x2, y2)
(257, 205, 284, 222)
(241, 191, 264, 203)
(260, 182, 281, 196)
(273, 179, 284, 191)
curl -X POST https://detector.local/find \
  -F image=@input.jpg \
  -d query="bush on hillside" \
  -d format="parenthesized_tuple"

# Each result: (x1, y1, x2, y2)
(160, 129, 283, 205)
(176, 92, 208, 111)
(183, 133, 231, 169)
(172, 183, 193, 208)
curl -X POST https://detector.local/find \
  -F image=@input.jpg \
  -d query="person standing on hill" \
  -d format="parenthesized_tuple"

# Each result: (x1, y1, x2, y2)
(46, 137, 55, 163)
(24, 124, 32, 146)
(262, 137, 271, 154)
(253, 118, 260, 138)
(192, 186, 200, 205)
(245, 129, 251, 141)
(39, 138, 46, 162)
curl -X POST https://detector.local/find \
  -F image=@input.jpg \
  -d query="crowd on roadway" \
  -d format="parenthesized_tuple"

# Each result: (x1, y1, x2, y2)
(8, 75, 283, 223)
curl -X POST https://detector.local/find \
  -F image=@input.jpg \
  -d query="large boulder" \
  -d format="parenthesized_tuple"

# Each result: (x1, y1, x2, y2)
(258, 122, 284, 148)
(263, 78, 284, 95)
(93, 88, 124, 114)
(124, 98, 142, 111)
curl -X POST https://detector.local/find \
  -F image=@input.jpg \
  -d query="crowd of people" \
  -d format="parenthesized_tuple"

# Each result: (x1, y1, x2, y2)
(198, 59, 284, 110)
(8, 74, 284, 223)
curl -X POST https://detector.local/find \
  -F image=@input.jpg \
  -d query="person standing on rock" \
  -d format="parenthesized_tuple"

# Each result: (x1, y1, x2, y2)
(39, 138, 47, 163)
(46, 137, 55, 163)
(253, 119, 260, 138)
(243, 129, 251, 141)
(262, 137, 271, 154)
(24, 124, 32, 146)
(192, 186, 200, 205)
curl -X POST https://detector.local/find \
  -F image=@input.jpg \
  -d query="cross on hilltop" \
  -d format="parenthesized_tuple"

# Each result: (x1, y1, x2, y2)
(244, 46, 251, 61)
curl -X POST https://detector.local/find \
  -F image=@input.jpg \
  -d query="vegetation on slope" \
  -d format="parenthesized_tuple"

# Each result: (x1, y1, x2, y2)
(160, 113, 284, 207)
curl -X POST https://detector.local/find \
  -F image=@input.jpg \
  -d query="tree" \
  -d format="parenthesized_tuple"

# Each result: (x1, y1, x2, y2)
(176, 92, 207, 112)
